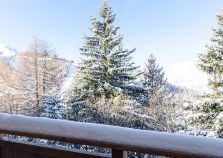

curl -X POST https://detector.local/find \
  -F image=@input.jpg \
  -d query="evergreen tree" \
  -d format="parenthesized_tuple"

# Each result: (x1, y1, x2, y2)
(198, 13, 223, 95)
(184, 12, 223, 138)
(40, 96, 64, 119)
(143, 54, 165, 105)
(75, 1, 142, 99)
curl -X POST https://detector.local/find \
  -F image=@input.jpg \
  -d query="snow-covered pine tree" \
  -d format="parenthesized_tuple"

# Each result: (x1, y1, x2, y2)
(143, 54, 165, 105)
(75, 1, 142, 99)
(40, 96, 64, 119)
(39, 96, 65, 145)
(198, 13, 223, 95)
(183, 13, 223, 138)
(63, 85, 86, 120)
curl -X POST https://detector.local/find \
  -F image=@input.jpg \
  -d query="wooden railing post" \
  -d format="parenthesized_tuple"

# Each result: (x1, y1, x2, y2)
(112, 149, 127, 158)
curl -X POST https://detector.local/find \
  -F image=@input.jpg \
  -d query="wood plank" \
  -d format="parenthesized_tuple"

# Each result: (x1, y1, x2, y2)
(0, 139, 109, 158)
(14, 150, 36, 158)
(0, 113, 223, 158)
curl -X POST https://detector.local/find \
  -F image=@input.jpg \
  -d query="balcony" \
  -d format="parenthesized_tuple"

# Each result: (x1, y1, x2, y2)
(0, 113, 222, 158)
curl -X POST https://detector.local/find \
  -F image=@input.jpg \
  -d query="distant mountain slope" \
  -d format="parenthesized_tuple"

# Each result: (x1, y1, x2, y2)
(0, 44, 74, 96)
(165, 61, 209, 92)
(0, 44, 16, 66)
(61, 62, 75, 92)
(0, 44, 16, 57)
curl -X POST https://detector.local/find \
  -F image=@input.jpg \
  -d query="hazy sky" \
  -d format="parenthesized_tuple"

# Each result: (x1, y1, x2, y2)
(0, 0, 222, 89)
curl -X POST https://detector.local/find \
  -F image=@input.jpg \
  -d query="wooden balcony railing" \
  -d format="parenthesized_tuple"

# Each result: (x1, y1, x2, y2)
(0, 113, 223, 158)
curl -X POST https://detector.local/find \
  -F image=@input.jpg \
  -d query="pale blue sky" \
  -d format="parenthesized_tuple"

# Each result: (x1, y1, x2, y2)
(0, 0, 222, 69)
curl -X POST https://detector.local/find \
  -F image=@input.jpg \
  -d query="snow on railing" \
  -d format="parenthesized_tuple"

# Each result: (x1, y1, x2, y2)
(0, 113, 223, 158)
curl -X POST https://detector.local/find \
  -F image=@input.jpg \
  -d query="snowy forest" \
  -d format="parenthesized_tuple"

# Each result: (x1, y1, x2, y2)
(0, 1, 223, 157)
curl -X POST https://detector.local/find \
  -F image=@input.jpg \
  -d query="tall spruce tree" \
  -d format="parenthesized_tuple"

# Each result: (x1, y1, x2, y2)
(198, 13, 223, 95)
(143, 54, 165, 105)
(75, 1, 141, 99)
